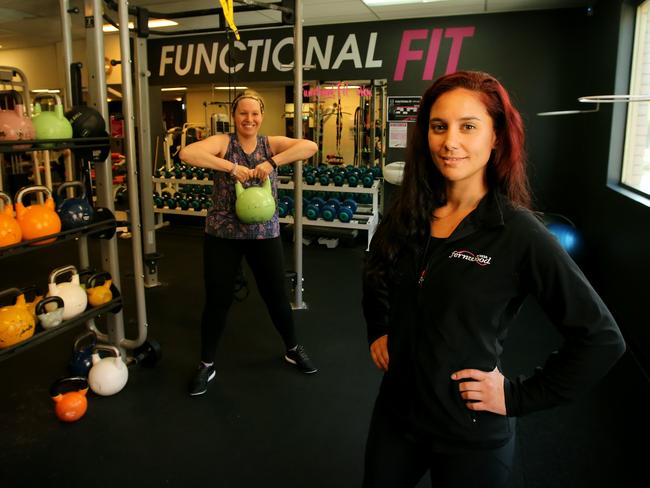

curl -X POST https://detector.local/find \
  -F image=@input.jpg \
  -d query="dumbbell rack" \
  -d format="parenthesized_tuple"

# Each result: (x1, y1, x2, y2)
(277, 178, 381, 250)
(151, 174, 382, 249)
(152, 176, 211, 218)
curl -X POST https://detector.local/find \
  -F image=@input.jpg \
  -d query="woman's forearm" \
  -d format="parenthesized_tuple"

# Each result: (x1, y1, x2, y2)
(271, 139, 318, 165)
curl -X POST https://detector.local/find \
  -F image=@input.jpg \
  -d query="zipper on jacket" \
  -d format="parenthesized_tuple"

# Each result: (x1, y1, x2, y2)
(418, 269, 427, 288)
(417, 235, 432, 288)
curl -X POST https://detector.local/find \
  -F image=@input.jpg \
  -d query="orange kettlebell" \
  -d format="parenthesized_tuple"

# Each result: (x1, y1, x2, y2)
(0, 289, 36, 349)
(15, 185, 61, 245)
(50, 377, 88, 423)
(0, 191, 21, 247)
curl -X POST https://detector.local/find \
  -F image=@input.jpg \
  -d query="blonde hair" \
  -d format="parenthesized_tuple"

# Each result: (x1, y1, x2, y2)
(231, 90, 265, 115)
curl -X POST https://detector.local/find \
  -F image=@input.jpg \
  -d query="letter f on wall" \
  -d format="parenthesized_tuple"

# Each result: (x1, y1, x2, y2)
(393, 29, 428, 81)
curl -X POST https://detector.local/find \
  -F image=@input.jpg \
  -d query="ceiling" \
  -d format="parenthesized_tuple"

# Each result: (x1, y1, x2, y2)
(0, 0, 594, 51)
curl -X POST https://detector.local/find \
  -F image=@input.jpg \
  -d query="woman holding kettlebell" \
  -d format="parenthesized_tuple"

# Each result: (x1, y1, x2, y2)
(180, 90, 319, 396)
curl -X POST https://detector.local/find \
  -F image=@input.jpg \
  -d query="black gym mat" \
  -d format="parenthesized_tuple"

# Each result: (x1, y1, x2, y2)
(0, 225, 646, 487)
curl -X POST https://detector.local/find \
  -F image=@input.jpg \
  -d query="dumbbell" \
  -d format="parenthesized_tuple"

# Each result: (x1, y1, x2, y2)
(332, 169, 346, 186)
(278, 196, 294, 218)
(361, 170, 375, 188)
(153, 193, 165, 209)
(305, 171, 317, 185)
(346, 170, 360, 187)
(338, 198, 358, 223)
(305, 197, 326, 220)
(320, 198, 341, 222)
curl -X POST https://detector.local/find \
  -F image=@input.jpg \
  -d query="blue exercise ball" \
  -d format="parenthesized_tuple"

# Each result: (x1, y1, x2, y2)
(546, 222, 583, 258)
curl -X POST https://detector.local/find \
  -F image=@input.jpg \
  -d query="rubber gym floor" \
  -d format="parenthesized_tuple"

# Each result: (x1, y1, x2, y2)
(1, 223, 647, 488)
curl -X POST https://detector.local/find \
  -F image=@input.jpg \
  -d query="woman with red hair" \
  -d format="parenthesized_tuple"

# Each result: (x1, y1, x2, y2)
(362, 71, 625, 487)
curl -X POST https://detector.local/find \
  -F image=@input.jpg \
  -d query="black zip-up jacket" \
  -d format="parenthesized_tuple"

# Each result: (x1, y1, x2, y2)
(362, 190, 626, 449)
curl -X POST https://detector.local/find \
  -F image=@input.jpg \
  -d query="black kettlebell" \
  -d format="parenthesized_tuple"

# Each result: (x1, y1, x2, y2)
(68, 330, 97, 377)
(56, 181, 94, 230)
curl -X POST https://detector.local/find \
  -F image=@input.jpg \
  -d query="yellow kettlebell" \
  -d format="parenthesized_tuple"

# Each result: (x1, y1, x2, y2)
(86, 272, 113, 308)
(0, 289, 36, 349)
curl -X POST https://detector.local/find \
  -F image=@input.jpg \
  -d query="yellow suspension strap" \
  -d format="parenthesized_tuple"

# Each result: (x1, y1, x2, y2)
(219, 0, 240, 41)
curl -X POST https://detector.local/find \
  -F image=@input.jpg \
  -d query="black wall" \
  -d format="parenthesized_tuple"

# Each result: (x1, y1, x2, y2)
(148, 1, 650, 369)
(382, 3, 650, 372)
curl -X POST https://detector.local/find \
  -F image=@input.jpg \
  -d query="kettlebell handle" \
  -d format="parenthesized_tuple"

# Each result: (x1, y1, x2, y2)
(73, 329, 97, 351)
(92, 344, 122, 360)
(49, 376, 89, 398)
(35, 295, 64, 316)
(56, 181, 87, 200)
(32, 93, 63, 109)
(49, 265, 80, 285)
(15, 185, 53, 205)
(234, 177, 272, 192)
(86, 271, 112, 289)
(0, 287, 22, 303)
(0, 190, 12, 208)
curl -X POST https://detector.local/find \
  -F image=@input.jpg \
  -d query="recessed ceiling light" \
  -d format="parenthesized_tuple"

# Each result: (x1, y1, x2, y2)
(103, 19, 178, 32)
(362, 0, 445, 5)
(161, 87, 187, 92)
(213, 86, 249, 90)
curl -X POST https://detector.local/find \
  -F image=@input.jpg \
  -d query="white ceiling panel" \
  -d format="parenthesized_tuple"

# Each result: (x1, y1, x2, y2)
(0, 0, 593, 51)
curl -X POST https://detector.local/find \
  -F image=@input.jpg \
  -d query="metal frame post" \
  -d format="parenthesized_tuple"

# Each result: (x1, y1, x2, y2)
(292, 0, 305, 309)
(84, 0, 125, 345)
(116, 0, 148, 349)
(59, 0, 73, 110)
(60, 1, 90, 272)
(133, 35, 160, 288)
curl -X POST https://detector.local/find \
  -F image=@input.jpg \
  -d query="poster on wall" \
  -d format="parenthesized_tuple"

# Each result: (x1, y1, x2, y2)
(389, 122, 408, 148)
(387, 96, 421, 122)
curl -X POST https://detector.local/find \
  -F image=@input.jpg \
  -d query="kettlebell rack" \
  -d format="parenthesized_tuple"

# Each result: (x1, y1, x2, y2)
(0, 137, 121, 362)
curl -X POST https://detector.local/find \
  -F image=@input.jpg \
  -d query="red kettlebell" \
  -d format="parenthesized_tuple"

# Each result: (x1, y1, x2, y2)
(50, 377, 88, 423)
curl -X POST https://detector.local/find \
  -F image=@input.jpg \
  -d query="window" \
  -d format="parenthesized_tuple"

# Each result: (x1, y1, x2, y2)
(622, 0, 650, 196)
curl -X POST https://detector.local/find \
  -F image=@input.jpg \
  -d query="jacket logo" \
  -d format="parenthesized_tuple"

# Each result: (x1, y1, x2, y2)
(449, 250, 492, 266)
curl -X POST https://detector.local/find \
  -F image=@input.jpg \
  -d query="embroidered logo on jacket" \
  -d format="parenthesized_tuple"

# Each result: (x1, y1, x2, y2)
(449, 250, 492, 266)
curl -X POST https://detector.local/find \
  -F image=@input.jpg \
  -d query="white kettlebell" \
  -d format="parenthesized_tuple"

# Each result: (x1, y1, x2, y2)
(46, 265, 88, 320)
(88, 344, 128, 396)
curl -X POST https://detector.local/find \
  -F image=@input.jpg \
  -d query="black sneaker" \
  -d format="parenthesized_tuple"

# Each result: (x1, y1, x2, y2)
(189, 363, 216, 396)
(284, 345, 318, 374)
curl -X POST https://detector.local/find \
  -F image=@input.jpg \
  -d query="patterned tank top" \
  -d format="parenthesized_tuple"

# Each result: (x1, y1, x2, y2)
(205, 134, 279, 239)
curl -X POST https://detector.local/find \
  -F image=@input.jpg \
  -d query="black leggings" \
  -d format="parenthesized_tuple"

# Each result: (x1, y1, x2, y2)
(200, 234, 297, 363)
(363, 401, 515, 488)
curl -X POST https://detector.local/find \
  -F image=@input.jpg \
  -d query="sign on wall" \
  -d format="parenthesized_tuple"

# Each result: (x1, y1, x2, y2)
(148, 19, 476, 86)
(387, 96, 421, 122)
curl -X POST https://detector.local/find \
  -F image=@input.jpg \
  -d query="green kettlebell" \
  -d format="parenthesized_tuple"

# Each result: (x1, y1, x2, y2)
(234, 178, 276, 224)
(32, 94, 73, 144)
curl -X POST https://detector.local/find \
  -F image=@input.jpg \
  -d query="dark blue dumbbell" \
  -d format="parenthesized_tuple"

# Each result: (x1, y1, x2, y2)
(347, 172, 359, 187)
(362, 174, 374, 188)
(305, 197, 326, 220)
(337, 199, 357, 223)
(278, 196, 294, 218)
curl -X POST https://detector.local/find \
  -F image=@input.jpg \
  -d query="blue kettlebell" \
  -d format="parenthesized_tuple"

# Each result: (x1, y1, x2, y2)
(68, 330, 97, 377)
(56, 181, 94, 230)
